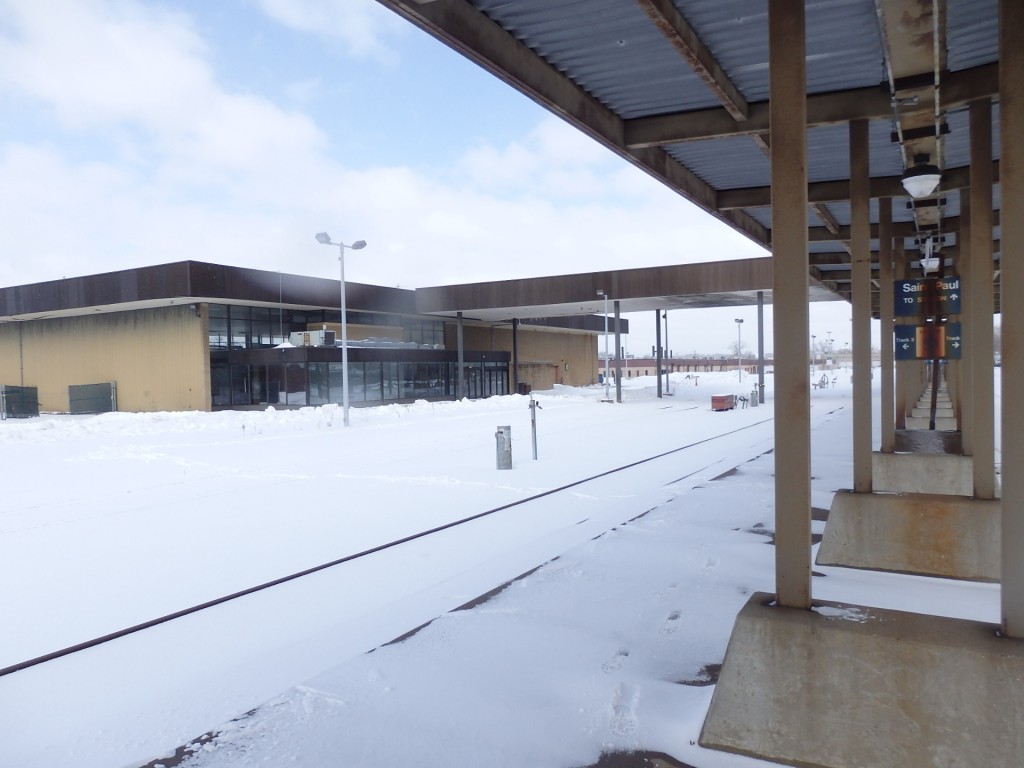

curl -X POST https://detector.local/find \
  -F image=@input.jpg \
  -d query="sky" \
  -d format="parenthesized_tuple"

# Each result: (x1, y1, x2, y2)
(0, 372, 1002, 767)
(0, 0, 864, 355)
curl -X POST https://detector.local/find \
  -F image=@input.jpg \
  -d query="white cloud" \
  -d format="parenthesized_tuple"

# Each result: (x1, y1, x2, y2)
(252, 0, 403, 63)
(0, 0, 840, 356)
(455, 117, 627, 200)
(0, 0, 211, 131)
(0, 0, 328, 193)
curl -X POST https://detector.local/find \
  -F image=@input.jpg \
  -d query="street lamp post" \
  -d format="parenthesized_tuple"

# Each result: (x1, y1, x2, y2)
(597, 290, 610, 400)
(315, 232, 367, 427)
(735, 318, 744, 381)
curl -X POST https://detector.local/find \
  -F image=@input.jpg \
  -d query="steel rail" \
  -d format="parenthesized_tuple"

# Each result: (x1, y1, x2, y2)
(1, 415, 773, 678)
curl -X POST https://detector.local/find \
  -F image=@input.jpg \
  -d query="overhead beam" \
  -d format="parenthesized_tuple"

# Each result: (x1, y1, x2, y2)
(810, 252, 855, 266)
(811, 202, 852, 256)
(635, 0, 748, 120)
(624, 63, 997, 148)
(718, 162, 994, 209)
(626, 84, 888, 148)
(804, 210, 1000, 243)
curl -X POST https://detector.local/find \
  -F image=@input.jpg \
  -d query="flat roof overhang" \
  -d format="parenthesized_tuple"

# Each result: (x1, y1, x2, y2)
(0, 261, 417, 322)
(376, 0, 1001, 320)
(415, 257, 842, 322)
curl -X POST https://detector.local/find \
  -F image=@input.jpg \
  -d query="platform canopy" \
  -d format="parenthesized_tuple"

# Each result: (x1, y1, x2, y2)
(377, 0, 1001, 316)
(416, 256, 838, 322)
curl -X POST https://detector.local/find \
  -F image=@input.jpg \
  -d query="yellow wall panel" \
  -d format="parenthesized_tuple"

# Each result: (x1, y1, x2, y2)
(451, 325, 597, 389)
(0, 305, 209, 413)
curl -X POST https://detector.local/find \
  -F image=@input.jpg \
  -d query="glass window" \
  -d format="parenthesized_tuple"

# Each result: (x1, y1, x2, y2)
(209, 315, 228, 351)
(383, 362, 399, 400)
(328, 361, 344, 404)
(348, 362, 365, 402)
(271, 308, 287, 346)
(251, 321, 273, 348)
(463, 363, 481, 399)
(251, 307, 274, 348)
(285, 363, 307, 406)
(231, 364, 250, 405)
(403, 319, 444, 348)
(484, 361, 508, 397)
(230, 306, 251, 350)
(212, 364, 230, 406)
(426, 363, 444, 397)
(266, 364, 284, 405)
(444, 362, 455, 397)
(309, 363, 330, 405)
(364, 362, 382, 402)
(400, 363, 417, 399)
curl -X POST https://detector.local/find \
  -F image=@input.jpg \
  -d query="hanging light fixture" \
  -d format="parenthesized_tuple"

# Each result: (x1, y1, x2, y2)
(901, 153, 942, 198)
(919, 236, 941, 275)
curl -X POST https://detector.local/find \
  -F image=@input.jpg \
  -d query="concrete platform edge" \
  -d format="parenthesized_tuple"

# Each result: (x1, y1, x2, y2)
(872, 452, 974, 496)
(816, 489, 1000, 581)
(699, 592, 1024, 768)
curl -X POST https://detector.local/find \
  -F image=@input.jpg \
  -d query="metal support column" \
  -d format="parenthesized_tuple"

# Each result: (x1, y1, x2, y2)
(664, 311, 671, 395)
(512, 318, 520, 394)
(970, 98, 995, 499)
(960, 197, 974, 453)
(655, 310, 663, 399)
(614, 300, 623, 403)
(769, 0, 811, 609)
(895, 240, 908, 430)
(879, 197, 895, 453)
(757, 291, 765, 404)
(851, 119, 872, 492)
(1000, 0, 1024, 637)
(457, 311, 465, 400)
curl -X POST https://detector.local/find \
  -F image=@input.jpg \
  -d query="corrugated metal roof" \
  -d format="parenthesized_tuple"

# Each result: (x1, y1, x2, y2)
(397, 0, 1001, 303)
(666, 136, 769, 190)
(947, 0, 999, 71)
(473, 0, 726, 117)
(942, 102, 1001, 169)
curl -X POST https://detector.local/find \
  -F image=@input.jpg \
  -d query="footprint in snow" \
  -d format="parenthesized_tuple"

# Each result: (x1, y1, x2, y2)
(601, 648, 629, 674)
(610, 683, 640, 737)
(660, 609, 682, 634)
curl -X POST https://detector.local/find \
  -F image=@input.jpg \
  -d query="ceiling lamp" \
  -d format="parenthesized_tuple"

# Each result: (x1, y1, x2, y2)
(902, 153, 942, 199)
(919, 236, 941, 275)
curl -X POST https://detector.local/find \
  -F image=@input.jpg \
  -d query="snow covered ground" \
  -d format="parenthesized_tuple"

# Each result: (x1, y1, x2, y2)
(0, 370, 1001, 768)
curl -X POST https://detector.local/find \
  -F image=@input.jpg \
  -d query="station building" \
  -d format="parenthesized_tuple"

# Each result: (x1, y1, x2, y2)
(0, 261, 613, 414)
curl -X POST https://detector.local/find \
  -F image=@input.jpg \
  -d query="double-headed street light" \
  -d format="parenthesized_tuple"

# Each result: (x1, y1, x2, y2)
(315, 232, 367, 427)
(596, 289, 610, 400)
(735, 318, 744, 381)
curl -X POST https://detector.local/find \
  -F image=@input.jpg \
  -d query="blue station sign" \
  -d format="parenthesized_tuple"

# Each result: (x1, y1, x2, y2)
(894, 322, 962, 361)
(894, 277, 961, 317)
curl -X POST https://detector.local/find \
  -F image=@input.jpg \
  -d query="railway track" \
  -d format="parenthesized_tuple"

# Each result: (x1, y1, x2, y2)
(1, 414, 774, 680)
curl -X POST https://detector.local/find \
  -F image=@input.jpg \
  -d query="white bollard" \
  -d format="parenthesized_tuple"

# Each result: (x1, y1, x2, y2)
(495, 425, 512, 469)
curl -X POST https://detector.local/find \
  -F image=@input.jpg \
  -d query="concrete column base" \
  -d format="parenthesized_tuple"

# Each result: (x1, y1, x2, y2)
(905, 416, 957, 430)
(700, 593, 1024, 768)
(911, 406, 955, 418)
(816, 489, 1000, 581)
(872, 451, 975, 496)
